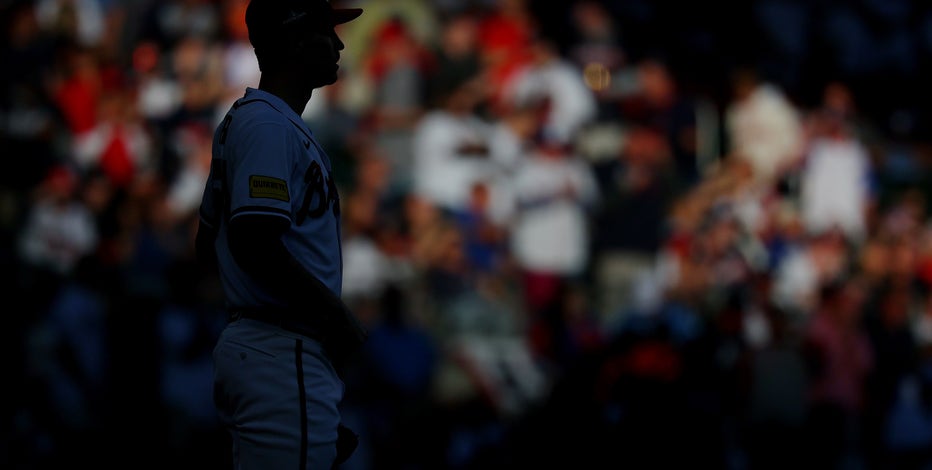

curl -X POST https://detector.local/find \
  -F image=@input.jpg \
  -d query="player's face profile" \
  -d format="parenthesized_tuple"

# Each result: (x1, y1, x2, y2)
(296, 29, 343, 87)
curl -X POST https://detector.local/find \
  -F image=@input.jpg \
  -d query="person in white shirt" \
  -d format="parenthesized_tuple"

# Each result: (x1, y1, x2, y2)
(724, 67, 805, 186)
(501, 35, 598, 146)
(509, 137, 600, 313)
(411, 73, 509, 217)
(799, 106, 873, 244)
(19, 165, 98, 276)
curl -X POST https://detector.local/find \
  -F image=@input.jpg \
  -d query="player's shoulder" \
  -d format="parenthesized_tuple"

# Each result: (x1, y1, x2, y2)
(235, 97, 287, 123)
(225, 98, 290, 140)
(231, 88, 292, 121)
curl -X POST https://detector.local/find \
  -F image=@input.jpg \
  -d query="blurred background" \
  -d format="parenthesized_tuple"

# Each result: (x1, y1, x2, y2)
(3, 0, 932, 468)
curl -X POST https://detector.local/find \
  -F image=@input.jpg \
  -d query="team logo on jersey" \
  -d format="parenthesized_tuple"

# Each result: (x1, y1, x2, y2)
(249, 175, 290, 202)
(297, 161, 339, 224)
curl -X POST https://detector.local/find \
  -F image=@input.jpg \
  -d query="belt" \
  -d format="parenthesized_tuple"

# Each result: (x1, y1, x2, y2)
(230, 308, 325, 342)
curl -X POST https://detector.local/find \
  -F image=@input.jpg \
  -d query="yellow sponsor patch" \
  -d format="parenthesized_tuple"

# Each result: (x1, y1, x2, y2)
(249, 175, 289, 202)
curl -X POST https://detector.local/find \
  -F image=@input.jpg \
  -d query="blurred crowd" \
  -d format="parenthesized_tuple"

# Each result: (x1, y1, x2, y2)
(4, 0, 932, 469)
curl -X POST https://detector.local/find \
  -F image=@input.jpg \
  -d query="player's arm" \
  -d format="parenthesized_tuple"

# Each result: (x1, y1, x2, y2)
(228, 212, 366, 363)
(227, 213, 347, 316)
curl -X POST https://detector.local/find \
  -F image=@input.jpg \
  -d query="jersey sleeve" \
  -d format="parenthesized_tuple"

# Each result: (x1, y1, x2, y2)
(227, 121, 296, 223)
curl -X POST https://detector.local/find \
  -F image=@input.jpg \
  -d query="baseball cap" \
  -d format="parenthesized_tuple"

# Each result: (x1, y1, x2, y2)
(246, 0, 363, 49)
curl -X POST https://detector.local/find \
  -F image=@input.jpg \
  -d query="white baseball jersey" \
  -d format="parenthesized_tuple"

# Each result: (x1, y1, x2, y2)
(199, 87, 343, 308)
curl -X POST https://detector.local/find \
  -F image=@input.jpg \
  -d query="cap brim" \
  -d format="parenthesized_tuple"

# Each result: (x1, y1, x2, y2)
(332, 8, 363, 25)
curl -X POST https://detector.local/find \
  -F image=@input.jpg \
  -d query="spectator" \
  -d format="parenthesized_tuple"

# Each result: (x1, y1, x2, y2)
(50, 44, 103, 138)
(861, 280, 922, 468)
(424, 10, 482, 111)
(798, 84, 875, 244)
(131, 41, 184, 123)
(501, 34, 597, 146)
(137, 0, 221, 49)
(411, 72, 502, 216)
(508, 136, 600, 321)
(18, 165, 98, 280)
(476, 0, 535, 113)
(802, 277, 874, 469)
(218, 0, 260, 102)
(72, 87, 155, 189)
(163, 121, 212, 220)
(565, 0, 626, 76)
(35, 0, 108, 48)
(19, 254, 112, 467)
(724, 66, 805, 187)
(771, 228, 851, 318)
(354, 284, 440, 469)
(590, 124, 677, 323)
(341, 154, 396, 304)
(625, 58, 702, 190)
(451, 181, 511, 277)
(1, 1, 63, 192)
(360, 16, 431, 196)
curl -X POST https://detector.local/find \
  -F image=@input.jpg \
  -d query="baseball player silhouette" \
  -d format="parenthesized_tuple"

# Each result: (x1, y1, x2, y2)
(195, 1, 367, 468)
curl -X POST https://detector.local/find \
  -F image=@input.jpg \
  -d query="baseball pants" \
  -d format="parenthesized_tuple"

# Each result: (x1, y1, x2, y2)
(213, 318, 344, 469)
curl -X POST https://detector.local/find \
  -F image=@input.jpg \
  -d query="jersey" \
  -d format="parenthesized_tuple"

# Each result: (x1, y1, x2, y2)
(199, 87, 343, 309)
